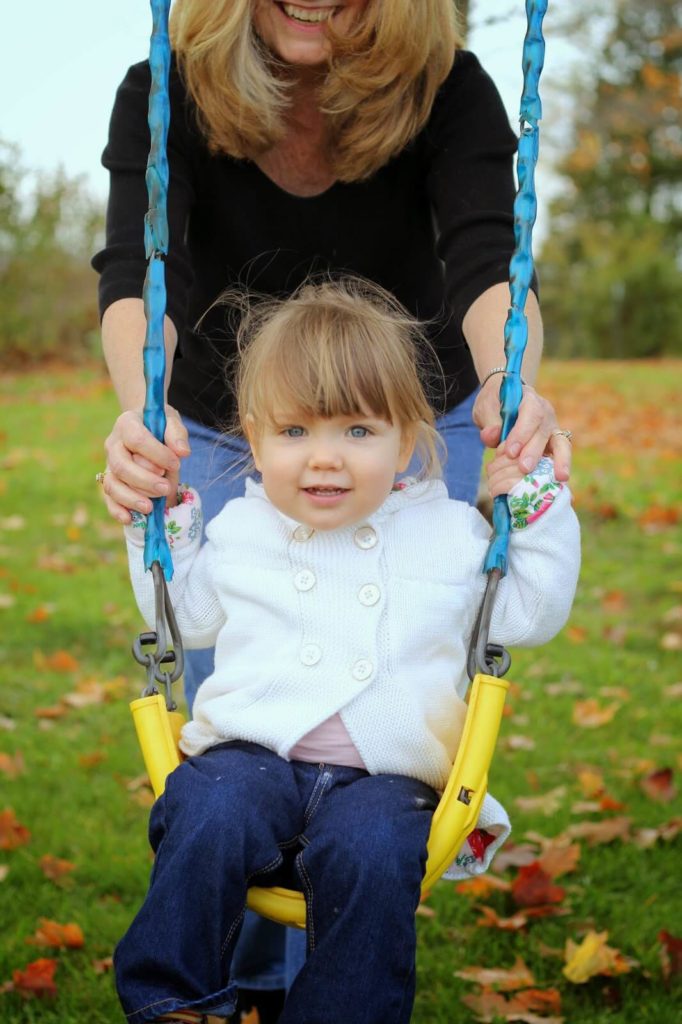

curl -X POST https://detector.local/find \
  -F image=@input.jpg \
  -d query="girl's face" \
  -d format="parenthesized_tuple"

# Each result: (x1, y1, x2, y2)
(253, 1, 369, 68)
(247, 409, 415, 531)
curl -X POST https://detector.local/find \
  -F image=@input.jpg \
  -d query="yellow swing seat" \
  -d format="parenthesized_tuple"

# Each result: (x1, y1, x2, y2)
(131, 670, 508, 928)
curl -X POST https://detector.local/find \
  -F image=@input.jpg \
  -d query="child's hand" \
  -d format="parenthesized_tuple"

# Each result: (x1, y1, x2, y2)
(486, 442, 526, 499)
(131, 453, 180, 508)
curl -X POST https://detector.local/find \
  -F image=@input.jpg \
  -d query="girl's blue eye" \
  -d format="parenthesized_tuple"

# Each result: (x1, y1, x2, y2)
(284, 426, 305, 437)
(349, 425, 370, 438)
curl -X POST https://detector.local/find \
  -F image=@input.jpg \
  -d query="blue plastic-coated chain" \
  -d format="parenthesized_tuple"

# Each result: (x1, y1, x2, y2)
(142, 0, 173, 580)
(483, 0, 547, 577)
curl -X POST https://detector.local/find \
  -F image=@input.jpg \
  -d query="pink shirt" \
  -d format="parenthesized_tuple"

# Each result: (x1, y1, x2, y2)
(289, 713, 367, 769)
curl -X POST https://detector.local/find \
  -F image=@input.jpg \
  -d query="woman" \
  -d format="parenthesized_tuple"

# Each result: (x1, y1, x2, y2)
(93, 1, 571, 1018)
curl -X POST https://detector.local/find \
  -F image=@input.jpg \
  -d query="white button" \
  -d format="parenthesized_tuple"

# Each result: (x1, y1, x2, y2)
(293, 524, 314, 542)
(358, 584, 380, 606)
(294, 570, 316, 592)
(354, 526, 377, 550)
(352, 659, 373, 681)
(300, 643, 322, 666)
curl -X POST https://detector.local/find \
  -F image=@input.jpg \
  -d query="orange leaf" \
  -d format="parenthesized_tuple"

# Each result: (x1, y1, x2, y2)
(78, 751, 107, 769)
(659, 930, 682, 982)
(455, 955, 535, 991)
(640, 768, 676, 803)
(44, 650, 79, 673)
(537, 844, 581, 879)
(241, 1010, 260, 1024)
(512, 863, 566, 908)
(563, 817, 632, 846)
(563, 931, 637, 983)
(27, 918, 85, 949)
(39, 854, 76, 884)
(0, 807, 31, 849)
(462, 985, 563, 1023)
(566, 625, 587, 644)
(26, 605, 53, 623)
(572, 699, 620, 728)
(455, 875, 511, 899)
(8, 957, 58, 998)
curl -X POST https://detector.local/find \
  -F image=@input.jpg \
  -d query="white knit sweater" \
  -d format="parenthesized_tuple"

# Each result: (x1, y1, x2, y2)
(126, 472, 580, 791)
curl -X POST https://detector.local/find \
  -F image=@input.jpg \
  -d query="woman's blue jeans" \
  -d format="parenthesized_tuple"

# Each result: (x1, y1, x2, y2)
(115, 742, 437, 1023)
(176, 390, 484, 993)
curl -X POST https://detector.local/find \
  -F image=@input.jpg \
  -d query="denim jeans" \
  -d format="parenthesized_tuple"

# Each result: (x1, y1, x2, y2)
(115, 742, 437, 1023)
(176, 392, 484, 993)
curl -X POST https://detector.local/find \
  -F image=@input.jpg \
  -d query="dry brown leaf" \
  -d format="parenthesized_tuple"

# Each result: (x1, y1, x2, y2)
(572, 699, 620, 728)
(563, 930, 637, 983)
(577, 769, 605, 798)
(505, 735, 536, 751)
(515, 787, 566, 816)
(92, 956, 114, 975)
(493, 843, 540, 872)
(39, 854, 76, 884)
(537, 844, 581, 879)
(475, 905, 528, 931)
(0, 808, 31, 850)
(462, 985, 563, 1023)
(562, 817, 632, 846)
(455, 875, 511, 899)
(0, 865, 9, 882)
(455, 955, 535, 991)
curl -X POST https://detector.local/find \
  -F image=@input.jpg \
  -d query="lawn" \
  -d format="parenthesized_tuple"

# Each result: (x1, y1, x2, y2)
(0, 360, 680, 1022)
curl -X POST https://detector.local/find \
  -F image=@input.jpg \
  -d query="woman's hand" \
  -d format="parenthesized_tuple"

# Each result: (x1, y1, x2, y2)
(473, 377, 572, 483)
(101, 406, 190, 524)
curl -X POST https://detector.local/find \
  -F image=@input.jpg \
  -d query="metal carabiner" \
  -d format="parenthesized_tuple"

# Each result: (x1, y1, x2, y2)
(466, 568, 512, 681)
(131, 560, 184, 710)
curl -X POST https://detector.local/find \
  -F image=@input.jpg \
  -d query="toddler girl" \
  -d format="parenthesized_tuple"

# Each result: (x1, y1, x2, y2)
(116, 279, 580, 1024)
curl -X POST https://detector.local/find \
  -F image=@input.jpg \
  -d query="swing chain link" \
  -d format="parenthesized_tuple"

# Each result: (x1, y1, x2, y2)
(132, 561, 184, 710)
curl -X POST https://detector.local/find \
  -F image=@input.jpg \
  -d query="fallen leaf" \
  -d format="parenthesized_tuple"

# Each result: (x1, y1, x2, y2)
(659, 930, 682, 982)
(39, 854, 76, 884)
(493, 843, 539, 872)
(26, 605, 54, 624)
(27, 918, 85, 949)
(0, 808, 31, 849)
(5, 957, 58, 998)
(562, 817, 632, 846)
(0, 594, 16, 609)
(640, 768, 676, 803)
(475, 905, 528, 931)
(537, 844, 581, 879)
(544, 680, 583, 696)
(566, 626, 587, 644)
(505, 735, 536, 751)
(462, 985, 563, 1023)
(92, 956, 114, 975)
(664, 682, 682, 698)
(515, 787, 567, 816)
(455, 875, 511, 899)
(455, 955, 536, 991)
(78, 751, 107, 769)
(512, 864, 566, 908)
(0, 751, 25, 779)
(0, 865, 9, 881)
(577, 769, 605, 798)
(563, 931, 637, 983)
(44, 650, 80, 673)
(572, 699, 620, 728)
(661, 632, 682, 652)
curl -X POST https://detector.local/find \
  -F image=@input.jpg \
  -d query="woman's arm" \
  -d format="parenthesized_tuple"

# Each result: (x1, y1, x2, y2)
(100, 298, 190, 524)
(463, 283, 572, 482)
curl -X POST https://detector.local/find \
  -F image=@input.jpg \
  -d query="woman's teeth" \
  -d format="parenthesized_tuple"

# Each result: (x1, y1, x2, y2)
(282, 4, 334, 23)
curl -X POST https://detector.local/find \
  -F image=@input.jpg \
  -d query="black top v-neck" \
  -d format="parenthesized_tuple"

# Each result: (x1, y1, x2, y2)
(93, 50, 525, 428)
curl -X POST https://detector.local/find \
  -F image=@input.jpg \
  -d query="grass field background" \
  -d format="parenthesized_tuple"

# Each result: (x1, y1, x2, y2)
(0, 360, 680, 1022)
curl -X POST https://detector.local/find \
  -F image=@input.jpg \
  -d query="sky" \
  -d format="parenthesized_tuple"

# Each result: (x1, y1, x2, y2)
(2, 2, 579, 236)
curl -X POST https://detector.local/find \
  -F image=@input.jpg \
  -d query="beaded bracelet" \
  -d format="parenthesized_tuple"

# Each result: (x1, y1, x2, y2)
(480, 366, 527, 389)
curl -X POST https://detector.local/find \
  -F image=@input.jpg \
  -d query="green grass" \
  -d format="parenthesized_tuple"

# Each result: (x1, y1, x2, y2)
(0, 362, 680, 1022)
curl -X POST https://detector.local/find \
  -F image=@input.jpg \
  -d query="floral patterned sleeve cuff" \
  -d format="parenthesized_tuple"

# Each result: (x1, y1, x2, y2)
(125, 484, 203, 550)
(507, 457, 563, 531)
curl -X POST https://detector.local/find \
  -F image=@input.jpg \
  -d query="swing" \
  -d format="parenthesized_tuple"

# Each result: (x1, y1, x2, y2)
(128, 0, 549, 929)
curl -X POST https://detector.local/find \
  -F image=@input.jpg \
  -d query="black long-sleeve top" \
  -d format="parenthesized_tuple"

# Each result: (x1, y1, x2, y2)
(93, 50, 522, 429)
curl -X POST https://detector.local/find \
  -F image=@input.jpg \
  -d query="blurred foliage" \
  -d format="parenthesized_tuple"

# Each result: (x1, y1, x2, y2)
(0, 140, 104, 365)
(539, 0, 682, 358)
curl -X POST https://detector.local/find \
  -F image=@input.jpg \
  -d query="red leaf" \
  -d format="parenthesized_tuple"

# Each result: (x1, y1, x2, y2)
(640, 768, 676, 803)
(512, 863, 566, 908)
(39, 854, 76, 884)
(659, 930, 682, 982)
(8, 958, 58, 998)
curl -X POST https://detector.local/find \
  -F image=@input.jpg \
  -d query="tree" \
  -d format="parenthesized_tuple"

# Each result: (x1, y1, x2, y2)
(0, 140, 104, 364)
(538, 0, 682, 357)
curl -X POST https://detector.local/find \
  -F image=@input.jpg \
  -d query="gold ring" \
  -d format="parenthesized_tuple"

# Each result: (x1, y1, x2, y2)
(551, 429, 573, 442)
(95, 471, 107, 485)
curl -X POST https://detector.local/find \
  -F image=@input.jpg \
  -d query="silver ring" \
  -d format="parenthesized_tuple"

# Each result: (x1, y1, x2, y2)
(551, 429, 573, 442)
(95, 471, 107, 485)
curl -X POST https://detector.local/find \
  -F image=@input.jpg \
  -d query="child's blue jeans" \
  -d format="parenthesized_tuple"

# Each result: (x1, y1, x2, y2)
(114, 742, 437, 1023)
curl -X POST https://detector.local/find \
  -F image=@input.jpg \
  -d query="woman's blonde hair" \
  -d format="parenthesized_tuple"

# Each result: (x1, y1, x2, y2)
(233, 278, 443, 479)
(169, 0, 460, 181)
